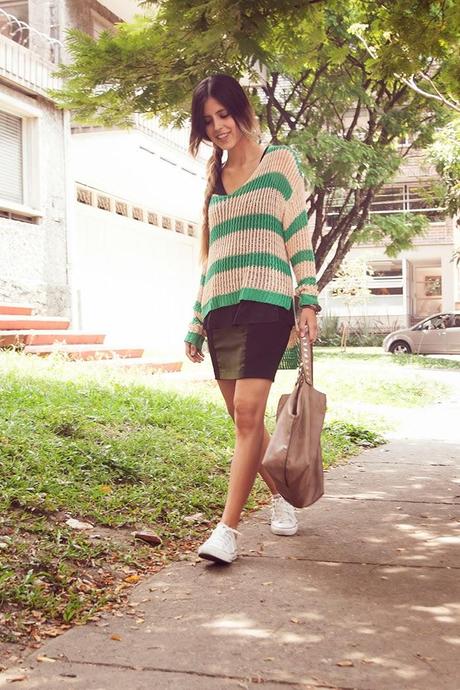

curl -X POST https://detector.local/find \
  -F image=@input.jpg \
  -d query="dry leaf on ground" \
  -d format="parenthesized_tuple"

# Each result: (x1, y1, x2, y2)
(123, 575, 141, 584)
(133, 531, 162, 546)
(65, 518, 94, 530)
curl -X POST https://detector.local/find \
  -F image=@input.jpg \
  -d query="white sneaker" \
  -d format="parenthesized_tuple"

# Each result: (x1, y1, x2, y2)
(197, 522, 240, 563)
(270, 494, 298, 536)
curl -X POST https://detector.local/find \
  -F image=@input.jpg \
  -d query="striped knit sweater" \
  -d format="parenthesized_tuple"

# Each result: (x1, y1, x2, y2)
(185, 144, 319, 349)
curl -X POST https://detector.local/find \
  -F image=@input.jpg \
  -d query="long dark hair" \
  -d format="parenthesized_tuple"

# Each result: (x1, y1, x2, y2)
(189, 74, 259, 264)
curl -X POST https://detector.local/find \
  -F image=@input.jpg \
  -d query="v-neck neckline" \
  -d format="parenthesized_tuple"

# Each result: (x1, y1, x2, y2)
(215, 144, 271, 197)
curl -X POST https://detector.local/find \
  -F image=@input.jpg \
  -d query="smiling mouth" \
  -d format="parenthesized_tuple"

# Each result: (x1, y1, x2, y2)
(217, 132, 230, 140)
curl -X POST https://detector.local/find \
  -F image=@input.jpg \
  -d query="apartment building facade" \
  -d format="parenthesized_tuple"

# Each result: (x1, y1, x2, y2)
(317, 147, 459, 330)
(0, 1, 207, 357)
(0, 0, 70, 314)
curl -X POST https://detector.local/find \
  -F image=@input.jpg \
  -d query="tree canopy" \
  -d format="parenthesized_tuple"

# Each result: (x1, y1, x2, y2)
(53, 0, 460, 289)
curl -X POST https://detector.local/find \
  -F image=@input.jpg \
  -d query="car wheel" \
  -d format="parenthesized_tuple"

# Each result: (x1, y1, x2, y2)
(389, 340, 412, 355)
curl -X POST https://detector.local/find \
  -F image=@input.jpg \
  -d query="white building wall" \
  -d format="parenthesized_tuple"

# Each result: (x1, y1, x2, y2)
(71, 127, 206, 221)
(0, 81, 70, 314)
(74, 203, 200, 358)
(71, 124, 207, 356)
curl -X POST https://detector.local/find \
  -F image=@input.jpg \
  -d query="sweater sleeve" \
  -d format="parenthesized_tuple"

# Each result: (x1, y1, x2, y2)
(184, 270, 206, 349)
(282, 150, 320, 311)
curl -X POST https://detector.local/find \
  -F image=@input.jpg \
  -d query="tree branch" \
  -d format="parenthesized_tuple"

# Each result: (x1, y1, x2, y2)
(353, 30, 460, 113)
(402, 74, 460, 113)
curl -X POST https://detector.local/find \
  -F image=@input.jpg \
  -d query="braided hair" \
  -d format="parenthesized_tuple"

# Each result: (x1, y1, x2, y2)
(189, 74, 259, 265)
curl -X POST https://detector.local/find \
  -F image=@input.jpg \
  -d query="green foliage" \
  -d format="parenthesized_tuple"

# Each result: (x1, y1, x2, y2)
(357, 212, 430, 257)
(427, 116, 460, 217)
(317, 315, 386, 347)
(0, 373, 235, 526)
(317, 314, 342, 347)
(53, 1, 459, 126)
(323, 421, 384, 453)
(288, 131, 402, 191)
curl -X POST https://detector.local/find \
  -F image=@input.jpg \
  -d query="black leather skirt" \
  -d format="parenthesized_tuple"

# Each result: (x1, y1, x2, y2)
(203, 301, 294, 382)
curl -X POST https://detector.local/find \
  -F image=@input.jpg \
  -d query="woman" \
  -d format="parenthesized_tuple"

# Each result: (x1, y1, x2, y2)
(184, 74, 320, 564)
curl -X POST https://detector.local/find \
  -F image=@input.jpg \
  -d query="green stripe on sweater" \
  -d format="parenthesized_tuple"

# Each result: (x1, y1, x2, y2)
(284, 210, 308, 242)
(202, 288, 292, 318)
(184, 331, 205, 349)
(206, 252, 291, 282)
(299, 293, 319, 307)
(210, 172, 292, 206)
(210, 213, 284, 244)
(297, 276, 317, 287)
(291, 249, 315, 266)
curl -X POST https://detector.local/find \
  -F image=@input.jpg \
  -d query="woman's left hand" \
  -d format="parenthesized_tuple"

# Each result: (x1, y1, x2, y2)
(298, 307, 318, 343)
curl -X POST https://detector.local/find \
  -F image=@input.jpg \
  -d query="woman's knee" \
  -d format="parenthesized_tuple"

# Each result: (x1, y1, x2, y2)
(233, 397, 264, 433)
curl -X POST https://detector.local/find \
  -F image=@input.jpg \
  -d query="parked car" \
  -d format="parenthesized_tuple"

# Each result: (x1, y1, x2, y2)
(383, 312, 460, 355)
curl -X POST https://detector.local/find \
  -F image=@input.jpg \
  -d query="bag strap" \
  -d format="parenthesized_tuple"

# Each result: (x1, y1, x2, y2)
(292, 298, 313, 386)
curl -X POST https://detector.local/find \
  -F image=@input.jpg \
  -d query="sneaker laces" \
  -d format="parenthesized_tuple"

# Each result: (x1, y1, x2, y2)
(271, 495, 296, 524)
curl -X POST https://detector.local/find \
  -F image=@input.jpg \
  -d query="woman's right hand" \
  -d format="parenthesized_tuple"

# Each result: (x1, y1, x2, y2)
(185, 342, 204, 363)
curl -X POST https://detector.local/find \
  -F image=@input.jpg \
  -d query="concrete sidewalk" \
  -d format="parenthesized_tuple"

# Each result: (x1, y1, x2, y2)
(2, 401, 459, 688)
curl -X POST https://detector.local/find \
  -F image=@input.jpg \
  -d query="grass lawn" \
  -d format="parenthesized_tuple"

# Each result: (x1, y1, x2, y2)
(0, 347, 455, 653)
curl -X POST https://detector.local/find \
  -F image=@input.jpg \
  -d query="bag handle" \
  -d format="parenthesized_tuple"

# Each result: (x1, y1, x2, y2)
(292, 297, 314, 386)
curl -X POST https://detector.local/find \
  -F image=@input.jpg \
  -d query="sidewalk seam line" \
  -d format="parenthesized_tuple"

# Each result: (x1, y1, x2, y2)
(324, 497, 457, 505)
(240, 555, 459, 570)
(50, 658, 369, 690)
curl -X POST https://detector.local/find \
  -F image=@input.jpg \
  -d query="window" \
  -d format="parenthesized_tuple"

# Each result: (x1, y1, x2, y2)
(325, 182, 446, 228)
(369, 184, 446, 222)
(421, 314, 449, 330)
(368, 261, 403, 280)
(370, 186, 404, 214)
(447, 315, 460, 328)
(0, 93, 41, 220)
(0, 0, 29, 46)
(367, 261, 403, 297)
(370, 287, 403, 295)
(0, 110, 23, 203)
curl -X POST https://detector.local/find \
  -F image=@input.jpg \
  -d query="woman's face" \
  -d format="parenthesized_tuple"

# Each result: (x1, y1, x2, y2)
(203, 97, 242, 150)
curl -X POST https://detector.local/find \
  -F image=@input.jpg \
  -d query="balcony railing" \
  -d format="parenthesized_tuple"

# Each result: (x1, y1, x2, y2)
(0, 31, 61, 98)
(326, 182, 448, 230)
(0, 7, 61, 62)
(0, 8, 62, 99)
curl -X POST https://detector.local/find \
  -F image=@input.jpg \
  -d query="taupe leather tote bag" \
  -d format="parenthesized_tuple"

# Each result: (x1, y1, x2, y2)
(262, 329, 327, 508)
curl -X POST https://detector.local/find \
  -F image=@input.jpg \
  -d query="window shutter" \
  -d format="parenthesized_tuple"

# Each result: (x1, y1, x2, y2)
(0, 110, 23, 203)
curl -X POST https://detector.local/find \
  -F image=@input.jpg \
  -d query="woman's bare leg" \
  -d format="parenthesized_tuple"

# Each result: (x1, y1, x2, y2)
(220, 378, 273, 529)
(217, 380, 278, 495)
